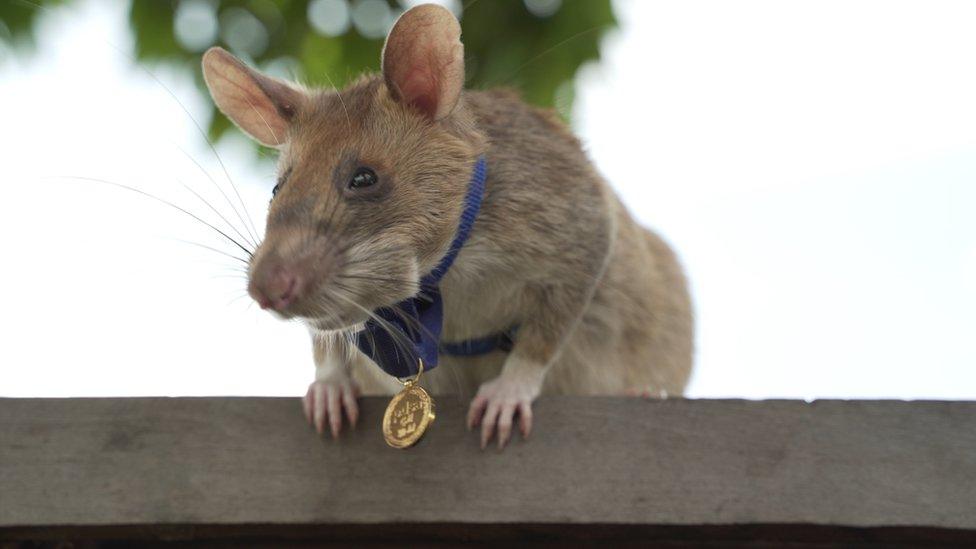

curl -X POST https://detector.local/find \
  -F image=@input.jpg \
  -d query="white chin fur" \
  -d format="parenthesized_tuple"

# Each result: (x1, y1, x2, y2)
(306, 315, 366, 334)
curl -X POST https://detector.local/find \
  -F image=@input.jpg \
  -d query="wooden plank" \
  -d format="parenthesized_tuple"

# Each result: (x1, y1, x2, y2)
(1, 397, 975, 546)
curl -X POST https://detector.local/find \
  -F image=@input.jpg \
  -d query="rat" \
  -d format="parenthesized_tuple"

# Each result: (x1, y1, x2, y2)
(201, 3, 693, 449)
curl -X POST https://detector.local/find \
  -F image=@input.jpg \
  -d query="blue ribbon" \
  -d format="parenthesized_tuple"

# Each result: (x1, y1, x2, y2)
(440, 326, 519, 356)
(355, 156, 492, 378)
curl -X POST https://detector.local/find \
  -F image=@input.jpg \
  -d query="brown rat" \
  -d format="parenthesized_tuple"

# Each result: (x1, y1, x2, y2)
(201, 3, 693, 449)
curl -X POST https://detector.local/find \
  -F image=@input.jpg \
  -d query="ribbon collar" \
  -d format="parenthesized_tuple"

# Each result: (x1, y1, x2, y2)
(355, 156, 487, 378)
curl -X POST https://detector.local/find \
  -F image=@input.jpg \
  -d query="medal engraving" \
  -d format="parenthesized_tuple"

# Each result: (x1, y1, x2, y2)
(382, 360, 435, 449)
(383, 384, 435, 448)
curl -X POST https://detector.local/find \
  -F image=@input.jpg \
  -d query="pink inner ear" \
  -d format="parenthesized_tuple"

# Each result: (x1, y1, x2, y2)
(214, 71, 288, 145)
(382, 4, 463, 121)
(203, 47, 298, 147)
(399, 68, 440, 117)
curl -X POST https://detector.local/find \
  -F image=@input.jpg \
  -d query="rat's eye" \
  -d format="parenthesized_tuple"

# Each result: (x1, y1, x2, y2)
(348, 167, 378, 190)
(272, 168, 291, 200)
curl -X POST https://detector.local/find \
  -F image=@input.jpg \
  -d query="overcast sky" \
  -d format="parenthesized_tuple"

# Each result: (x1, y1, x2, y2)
(2, 0, 974, 399)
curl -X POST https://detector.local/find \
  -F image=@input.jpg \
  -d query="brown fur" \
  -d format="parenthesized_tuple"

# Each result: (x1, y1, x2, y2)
(351, 88, 694, 398)
(202, 4, 693, 444)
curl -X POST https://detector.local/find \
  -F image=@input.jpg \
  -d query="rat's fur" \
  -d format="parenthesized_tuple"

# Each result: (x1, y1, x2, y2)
(202, 4, 693, 447)
(341, 84, 694, 399)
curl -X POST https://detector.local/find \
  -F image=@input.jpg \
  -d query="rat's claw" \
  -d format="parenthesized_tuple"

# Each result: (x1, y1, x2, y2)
(496, 404, 515, 449)
(518, 401, 532, 439)
(466, 394, 488, 431)
(327, 385, 342, 438)
(469, 376, 538, 450)
(342, 385, 360, 428)
(480, 401, 500, 449)
(313, 382, 327, 434)
(303, 377, 360, 438)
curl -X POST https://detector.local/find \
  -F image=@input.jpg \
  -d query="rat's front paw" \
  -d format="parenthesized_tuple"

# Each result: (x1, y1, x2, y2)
(466, 377, 538, 450)
(302, 376, 360, 438)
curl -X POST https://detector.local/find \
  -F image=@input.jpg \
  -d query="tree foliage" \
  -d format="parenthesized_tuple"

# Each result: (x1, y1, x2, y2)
(2, 0, 616, 149)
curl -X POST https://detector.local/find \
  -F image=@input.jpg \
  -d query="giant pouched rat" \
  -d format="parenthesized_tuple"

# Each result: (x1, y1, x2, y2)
(201, 3, 693, 449)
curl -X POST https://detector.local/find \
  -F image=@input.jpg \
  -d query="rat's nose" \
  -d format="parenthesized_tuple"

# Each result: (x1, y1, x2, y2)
(249, 267, 303, 312)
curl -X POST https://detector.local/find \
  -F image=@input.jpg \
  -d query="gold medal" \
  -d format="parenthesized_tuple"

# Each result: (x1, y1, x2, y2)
(382, 360, 436, 449)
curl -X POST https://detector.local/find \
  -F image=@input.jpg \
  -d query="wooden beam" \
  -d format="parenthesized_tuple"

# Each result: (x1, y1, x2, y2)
(1, 397, 974, 546)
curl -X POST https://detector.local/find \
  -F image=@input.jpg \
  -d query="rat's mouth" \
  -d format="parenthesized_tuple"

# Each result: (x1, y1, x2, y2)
(255, 240, 421, 332)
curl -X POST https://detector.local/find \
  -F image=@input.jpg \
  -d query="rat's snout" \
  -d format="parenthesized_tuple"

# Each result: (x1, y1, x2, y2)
(248, 265, 305, 312)
(247, 229, 331, 315)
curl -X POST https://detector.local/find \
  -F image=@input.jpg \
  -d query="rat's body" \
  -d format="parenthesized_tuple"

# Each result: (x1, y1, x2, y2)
(202, 4, 692, 448)
(350, 87, 693, 399)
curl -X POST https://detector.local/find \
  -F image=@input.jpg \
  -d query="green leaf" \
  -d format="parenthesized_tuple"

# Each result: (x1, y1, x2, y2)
(8, 0, 617, 150)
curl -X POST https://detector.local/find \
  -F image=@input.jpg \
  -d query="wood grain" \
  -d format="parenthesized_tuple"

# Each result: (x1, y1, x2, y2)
(1, 397, 974, 546)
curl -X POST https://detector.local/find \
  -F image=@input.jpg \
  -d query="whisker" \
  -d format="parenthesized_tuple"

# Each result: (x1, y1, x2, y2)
(337, 273, 418, 287)
(322, 71, 352, 128)
(166, 237, 250, 265)
(46, 176, 254, 258)
(389, 303, 439, 346)
(227, 292, 252, 308)
(241, 95, 281, 148)
(101, 41, 262, 245)
(330, 286, 419, 371)
(14, 0, 264, 248)
(488, 24, 611, 90)
(178, 181, 259, 252)
(210, 273, 248, 281)
(171, 142, 259, 249)
(12, 0, 264, 254)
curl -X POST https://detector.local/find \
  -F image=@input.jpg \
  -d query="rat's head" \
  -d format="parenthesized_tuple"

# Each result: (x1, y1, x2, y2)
(202, 4, 483, 331)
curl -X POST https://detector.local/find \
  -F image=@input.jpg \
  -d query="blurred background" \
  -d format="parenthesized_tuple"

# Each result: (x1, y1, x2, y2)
(1, 0, 974, 399)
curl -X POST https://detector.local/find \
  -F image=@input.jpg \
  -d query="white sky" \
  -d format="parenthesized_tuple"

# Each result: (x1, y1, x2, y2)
(1, 0, 974, 399)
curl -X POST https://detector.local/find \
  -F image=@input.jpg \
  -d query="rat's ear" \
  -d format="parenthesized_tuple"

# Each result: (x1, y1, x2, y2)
(381, 4, 464, 121)
(201, 47, 305, 147)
